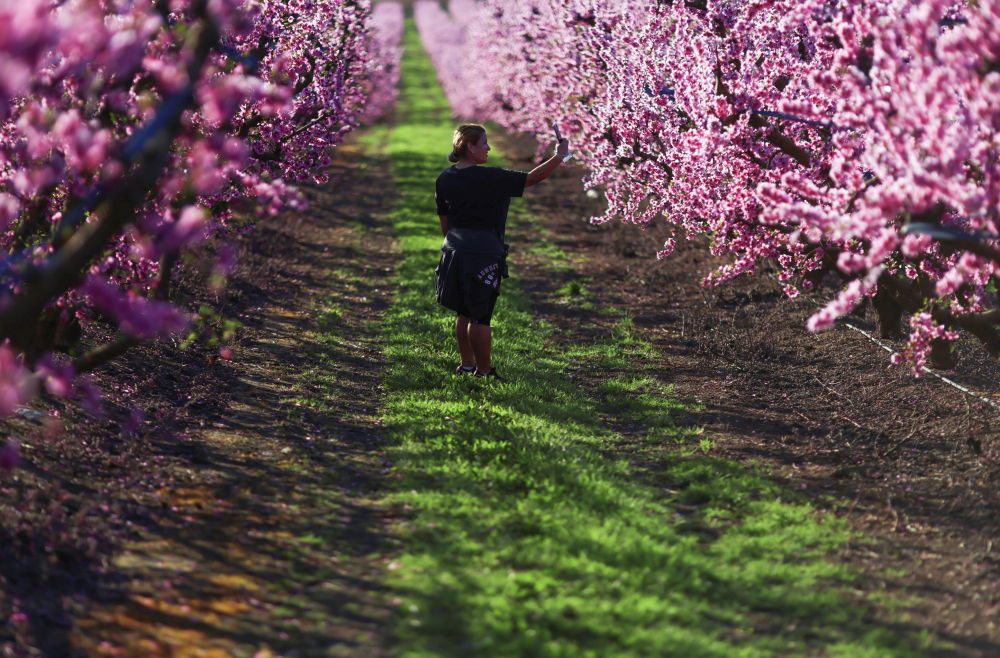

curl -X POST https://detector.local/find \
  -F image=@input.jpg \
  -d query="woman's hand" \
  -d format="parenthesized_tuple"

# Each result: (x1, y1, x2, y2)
(553, 123, 570, 159)
(527, 126, 572, 187)
(556, 137, 570, 159)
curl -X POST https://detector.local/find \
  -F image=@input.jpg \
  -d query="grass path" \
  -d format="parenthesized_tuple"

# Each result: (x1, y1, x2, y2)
(375, 20, 934, 657)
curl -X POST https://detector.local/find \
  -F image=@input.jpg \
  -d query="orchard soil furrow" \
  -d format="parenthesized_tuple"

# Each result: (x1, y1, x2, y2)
(503, 137, 1000, 655)
(78, 136, 400, 656)
(2, 132, 400, 657)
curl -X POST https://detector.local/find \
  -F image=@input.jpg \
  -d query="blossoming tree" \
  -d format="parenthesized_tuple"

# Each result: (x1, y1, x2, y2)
(416, 0, 1000, 374)
(0, 0, 402, 467)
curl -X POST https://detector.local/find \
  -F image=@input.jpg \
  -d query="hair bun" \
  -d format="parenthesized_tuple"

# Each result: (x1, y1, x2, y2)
(450, 124, 486, 164)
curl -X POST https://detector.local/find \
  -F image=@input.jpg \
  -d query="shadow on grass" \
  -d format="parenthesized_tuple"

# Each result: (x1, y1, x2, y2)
(382, 296, 938, 655)
(376, 19, 947, 658)
(509, 202, 1000, 658)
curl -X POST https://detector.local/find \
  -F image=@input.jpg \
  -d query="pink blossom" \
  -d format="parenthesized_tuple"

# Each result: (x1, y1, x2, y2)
(415, 0, 1000, 369)
(158, 206, 209, 255)
(893, 312, 961, 375)
(901, 233, 934, 258)
(37, 356, 75, 398)
(837, 251, 867, 274)
(0, 0, 56, 114)
(0, 0, 402, 416)
(82, 276, 190, 340)
(656, 238, 676, 260)
(808, 268, 883, 332)
(0, 193, 21, 230)
(935, 252, 992, 297)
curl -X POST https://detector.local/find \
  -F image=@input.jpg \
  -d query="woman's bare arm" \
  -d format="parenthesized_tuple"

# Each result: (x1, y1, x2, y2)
(525, 138, 570, 188)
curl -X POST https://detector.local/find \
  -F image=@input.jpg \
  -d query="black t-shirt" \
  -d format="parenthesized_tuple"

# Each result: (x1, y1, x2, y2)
(435, 165, 528, 238)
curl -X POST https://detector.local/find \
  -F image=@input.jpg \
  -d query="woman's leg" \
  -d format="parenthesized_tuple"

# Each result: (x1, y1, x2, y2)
(469, 323, 491, 374)
(455, 315, 476, 367)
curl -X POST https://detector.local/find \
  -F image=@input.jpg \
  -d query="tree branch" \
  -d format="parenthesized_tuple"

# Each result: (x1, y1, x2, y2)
(0, 14, 219, 353)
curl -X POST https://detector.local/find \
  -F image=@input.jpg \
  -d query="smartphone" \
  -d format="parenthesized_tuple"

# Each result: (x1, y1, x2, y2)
(552, 123, 572, 162)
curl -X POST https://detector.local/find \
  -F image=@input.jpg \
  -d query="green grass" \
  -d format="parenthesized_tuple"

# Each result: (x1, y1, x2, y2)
(370, 19, 932, 657)
(527, 240, 574, 271)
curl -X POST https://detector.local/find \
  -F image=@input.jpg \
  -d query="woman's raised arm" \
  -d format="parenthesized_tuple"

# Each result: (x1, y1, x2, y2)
(525, 137, 570, 188)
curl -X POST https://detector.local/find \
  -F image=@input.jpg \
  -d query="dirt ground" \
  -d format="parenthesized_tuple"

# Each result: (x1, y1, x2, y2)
(500, 133, 1000, 656)
(1, 134, 400, 657)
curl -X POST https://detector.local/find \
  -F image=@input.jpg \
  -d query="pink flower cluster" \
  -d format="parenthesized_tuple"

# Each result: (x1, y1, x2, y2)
(417, 0, 1000, 370)
(82, 276, 190, 340)
(414, 0, 491, 117)
(891, 312, 961, 375)
(363, 2, 405, 125)
(0, 0, 404, 452)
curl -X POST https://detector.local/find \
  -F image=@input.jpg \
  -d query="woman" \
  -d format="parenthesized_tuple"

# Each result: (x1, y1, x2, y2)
(435, 123, 570, 379)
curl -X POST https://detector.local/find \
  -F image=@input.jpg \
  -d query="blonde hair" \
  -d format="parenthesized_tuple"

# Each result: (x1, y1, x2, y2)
(448, 123, 486, 163)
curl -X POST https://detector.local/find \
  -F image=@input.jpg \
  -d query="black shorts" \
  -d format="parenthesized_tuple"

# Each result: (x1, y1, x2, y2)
(436, 248, 502, 326)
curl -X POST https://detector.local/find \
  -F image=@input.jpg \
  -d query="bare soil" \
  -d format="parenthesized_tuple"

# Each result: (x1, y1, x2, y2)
(1, 133, 400, 657)
(501, 133, 1000, 656)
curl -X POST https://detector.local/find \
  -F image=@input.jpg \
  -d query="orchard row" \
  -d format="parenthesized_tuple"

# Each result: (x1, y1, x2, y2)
(0, 0, 404, 469)
(416, 0, 1000, 372)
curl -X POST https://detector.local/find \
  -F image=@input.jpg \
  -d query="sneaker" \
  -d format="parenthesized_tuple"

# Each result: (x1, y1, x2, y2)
(474, 368, 503, 381)
(454, 365, 476, 375)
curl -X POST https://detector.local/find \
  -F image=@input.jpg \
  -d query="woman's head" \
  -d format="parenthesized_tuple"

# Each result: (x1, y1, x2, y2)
(449, 123, 489, 164)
